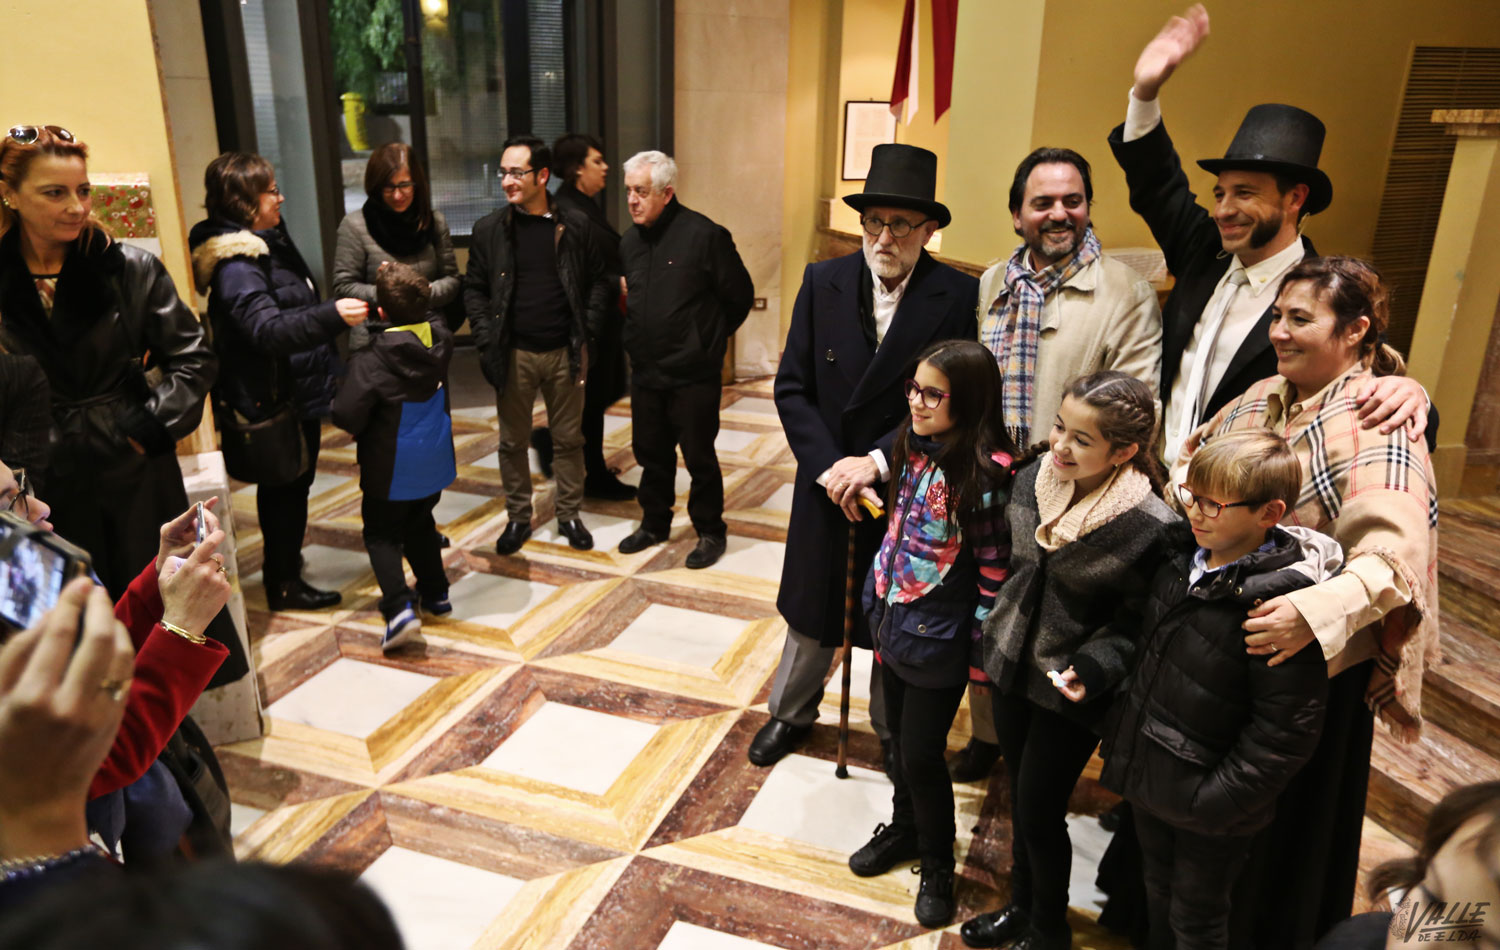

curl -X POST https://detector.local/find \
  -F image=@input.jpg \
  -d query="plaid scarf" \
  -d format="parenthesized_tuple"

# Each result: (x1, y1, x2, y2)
(983, 227, 1101, 446)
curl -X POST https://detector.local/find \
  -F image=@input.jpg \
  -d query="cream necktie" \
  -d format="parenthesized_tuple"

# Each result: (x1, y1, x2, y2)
(1174, 268, 1249, 449)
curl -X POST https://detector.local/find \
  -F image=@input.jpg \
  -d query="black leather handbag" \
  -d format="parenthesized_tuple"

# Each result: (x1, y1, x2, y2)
(217, 399, 308, 487)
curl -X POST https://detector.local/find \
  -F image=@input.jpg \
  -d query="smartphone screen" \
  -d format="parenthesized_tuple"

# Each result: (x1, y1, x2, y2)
(0, 518, 70, 630)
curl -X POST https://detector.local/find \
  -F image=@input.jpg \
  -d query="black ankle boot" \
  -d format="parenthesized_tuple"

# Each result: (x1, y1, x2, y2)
(913, 862, 956, 928)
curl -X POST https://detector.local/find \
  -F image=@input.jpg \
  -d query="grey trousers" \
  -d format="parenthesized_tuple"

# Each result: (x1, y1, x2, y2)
(766, 625, 889, 741)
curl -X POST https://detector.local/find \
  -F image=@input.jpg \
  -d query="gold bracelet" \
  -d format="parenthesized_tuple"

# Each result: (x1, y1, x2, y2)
(159, 620, 207, 645)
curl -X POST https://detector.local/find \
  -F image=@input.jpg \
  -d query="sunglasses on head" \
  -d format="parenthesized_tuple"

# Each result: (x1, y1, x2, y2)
(6, 126, 75, 146)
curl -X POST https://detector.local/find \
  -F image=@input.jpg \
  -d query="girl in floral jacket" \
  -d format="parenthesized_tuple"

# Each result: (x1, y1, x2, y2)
(847, 339, 1015, 929)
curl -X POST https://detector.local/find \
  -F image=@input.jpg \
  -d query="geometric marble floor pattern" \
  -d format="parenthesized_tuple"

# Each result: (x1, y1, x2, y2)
(213, 375, 1144, 949)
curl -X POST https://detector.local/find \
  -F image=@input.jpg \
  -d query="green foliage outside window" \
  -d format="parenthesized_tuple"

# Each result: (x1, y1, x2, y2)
(330, 0, 406, 99)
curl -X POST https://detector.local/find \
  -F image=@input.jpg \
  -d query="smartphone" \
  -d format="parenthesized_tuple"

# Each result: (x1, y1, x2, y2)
(195, 501, 207, 545)
(0, 511, 93, 631)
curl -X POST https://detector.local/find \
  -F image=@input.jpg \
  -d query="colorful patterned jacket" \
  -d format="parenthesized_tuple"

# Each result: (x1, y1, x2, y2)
(863, 433, 1011, 688)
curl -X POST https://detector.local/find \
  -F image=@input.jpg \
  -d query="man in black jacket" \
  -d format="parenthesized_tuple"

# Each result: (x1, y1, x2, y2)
(1108, 4, 1430, 465)
(463, 135, 611, 556)
(615, 151, 754, 569)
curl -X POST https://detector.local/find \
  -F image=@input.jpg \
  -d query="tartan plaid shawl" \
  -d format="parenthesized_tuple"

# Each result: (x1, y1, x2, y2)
(1203, 367, 1440, 741)
(983, 228, 1101, 447)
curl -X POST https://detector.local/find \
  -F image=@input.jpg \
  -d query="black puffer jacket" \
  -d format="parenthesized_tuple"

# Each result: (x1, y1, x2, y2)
(462, 198, 610, 395)
(1099, 523, 1342, 835)
(190, 218, 348, 422)
(0, 229, 215, 474)
(619, 198, 754, 389)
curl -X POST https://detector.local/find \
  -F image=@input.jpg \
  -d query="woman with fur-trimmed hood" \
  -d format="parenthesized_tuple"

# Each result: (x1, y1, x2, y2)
(189, 152, 369, 612)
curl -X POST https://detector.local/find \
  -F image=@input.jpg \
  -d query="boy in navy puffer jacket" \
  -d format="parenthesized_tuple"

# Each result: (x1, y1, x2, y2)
(332, 262, 456, 650)
(1099, 430, 1343, 950)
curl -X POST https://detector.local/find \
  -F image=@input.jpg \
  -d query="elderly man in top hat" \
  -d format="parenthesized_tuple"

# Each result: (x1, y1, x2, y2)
(750, 144, 978, 782)
(1108, 4, 1430, 467)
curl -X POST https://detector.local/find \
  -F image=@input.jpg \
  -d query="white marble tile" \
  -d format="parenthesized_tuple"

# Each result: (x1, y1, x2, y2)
(230, 802, 266, 839)
(759, 484, 795, 513)
(602, 414, 632, 435)
(452, 405, 498, 421)
(360, 846, 523, 950)
(265, 657, 440, 738)
(431, 490, 494, 527)
(1065, 813, 1110, 916)
(468, 450, 543, 475)
(709, 537, 786, 583)
(657, 921, 780, 950)
(531, 511, 641, 551)
(308, 469, 353, 500)
(715, 428, 761, 453)
(480, 701, 658, 795)
(298, 543, 374, 593)
(447, 572, 557, 628)
(610, 603, 748, 668)
(738, 753, 890, 855)
(727, 396, 779, 417)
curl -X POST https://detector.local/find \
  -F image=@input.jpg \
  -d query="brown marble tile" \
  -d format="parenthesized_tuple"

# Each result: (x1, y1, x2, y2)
(527, 667, 733, 724)
(380, 790, 626, 879)
(219, 747, 370, 809)
(645, 711, 771, 847)
(388, 666, 541, 783)
(296, 790, 392, 873)
(567, 856, 926, 949)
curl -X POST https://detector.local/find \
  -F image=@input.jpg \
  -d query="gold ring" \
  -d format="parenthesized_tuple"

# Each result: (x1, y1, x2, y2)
(217, 565, 228, 575)
(100, 678, 130, 701)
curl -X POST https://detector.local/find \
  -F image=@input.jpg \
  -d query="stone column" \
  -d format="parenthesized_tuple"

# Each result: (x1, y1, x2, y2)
(1408, 109, 1500, 496)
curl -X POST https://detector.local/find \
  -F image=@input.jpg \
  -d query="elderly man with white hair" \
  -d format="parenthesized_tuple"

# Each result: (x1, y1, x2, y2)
(615, 150, 754, 569)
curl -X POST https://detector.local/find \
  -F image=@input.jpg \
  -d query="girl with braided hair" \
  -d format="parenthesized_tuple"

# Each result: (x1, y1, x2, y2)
(963, 371, 1177, 950)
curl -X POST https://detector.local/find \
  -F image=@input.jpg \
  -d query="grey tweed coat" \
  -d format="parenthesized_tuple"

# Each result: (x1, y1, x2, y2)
(981, 458, 1178, 732)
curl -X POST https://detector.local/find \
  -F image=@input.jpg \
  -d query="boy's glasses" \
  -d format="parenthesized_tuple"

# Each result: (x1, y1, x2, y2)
(6, 125, 73, 146)
(903, 379, 951, 410)
(1176, 484, 1258, 519)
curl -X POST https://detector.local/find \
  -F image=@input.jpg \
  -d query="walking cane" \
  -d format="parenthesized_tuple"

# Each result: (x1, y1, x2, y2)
(835, 494, 883, 779)
(835, 533, 856, 779)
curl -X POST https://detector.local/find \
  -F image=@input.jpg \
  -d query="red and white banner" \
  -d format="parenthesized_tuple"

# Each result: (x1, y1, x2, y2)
(889, 0, 919, 122)
(931, 0, 958, 121)
(891, 0, 960, 124)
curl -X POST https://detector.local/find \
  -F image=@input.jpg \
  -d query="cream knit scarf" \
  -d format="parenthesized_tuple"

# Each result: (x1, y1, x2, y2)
(1033, 452, 1153, 552)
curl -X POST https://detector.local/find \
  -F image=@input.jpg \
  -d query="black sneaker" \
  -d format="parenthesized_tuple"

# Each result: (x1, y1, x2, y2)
(848, 822, 919, 877)
(913, 863, 956, 929)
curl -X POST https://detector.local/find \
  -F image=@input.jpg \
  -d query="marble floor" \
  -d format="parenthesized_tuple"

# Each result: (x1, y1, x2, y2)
(217, 373, 1404, 950)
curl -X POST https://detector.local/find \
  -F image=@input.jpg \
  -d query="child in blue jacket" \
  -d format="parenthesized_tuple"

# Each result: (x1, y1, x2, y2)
(847, 339, 1016, 929)
(332, 262, 456, 650)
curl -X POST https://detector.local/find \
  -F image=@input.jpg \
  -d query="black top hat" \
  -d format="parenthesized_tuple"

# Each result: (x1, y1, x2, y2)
(842, 144, 952, 228)
(1197, 104, 1333, 216)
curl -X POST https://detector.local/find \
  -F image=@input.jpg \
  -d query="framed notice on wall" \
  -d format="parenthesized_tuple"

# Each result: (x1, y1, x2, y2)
(842, 101, 897, 180)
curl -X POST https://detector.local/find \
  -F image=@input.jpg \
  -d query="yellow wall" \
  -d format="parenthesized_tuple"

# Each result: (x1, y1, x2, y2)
(0, 0, 193, 299)
(1027, 0, 1500, 259)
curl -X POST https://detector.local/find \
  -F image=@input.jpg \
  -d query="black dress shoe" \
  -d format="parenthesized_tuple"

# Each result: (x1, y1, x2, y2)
(947, 739, 1002, 782)
(960, 903, 1029, 948)
(913, 863, 957, 929)
(848, 822, 919, 877)
(617, 526, 668, 554)
(558, 519, 594, 551)
(684, 534, 726, 569)
(584, 474, 638, 501)
(267, 577, 342, 611)
(494, 521, 532, 555)
(747, 718, 810, 767)
(531, 428, 554, 477)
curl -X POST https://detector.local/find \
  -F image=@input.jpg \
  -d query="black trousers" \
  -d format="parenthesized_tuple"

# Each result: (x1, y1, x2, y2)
(360, 491, 448, 618)
(630, 381, 725, 537)
(582, 337, 626, 481)
(46, 450, 188, 599)
(257, 419, 322, 586)
(1134, 807, 1255, 950)
(991, 689, 1102, 944)
(883, 662, 966, 867)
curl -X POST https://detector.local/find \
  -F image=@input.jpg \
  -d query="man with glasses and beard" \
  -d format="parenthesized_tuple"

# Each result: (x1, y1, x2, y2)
(949, 146, 1162, 787)
(1108, 4, 1429, 466)
(749, 144, 977, 771)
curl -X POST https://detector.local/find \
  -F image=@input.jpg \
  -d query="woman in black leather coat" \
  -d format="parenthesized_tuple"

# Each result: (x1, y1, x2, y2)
(189, 152, 368, 611)
(0, 126, 216, 596)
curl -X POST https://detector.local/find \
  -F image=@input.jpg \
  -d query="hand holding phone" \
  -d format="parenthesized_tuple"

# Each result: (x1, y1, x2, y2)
(0, 512, 93, 633)
(156, 498, 222, 576)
